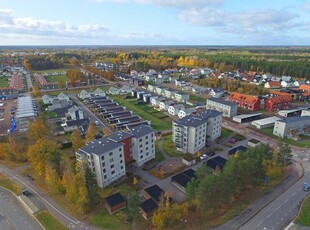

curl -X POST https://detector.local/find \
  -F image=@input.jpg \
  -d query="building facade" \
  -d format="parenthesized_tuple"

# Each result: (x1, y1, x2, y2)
(173, 110, 222, 154)
(264, 96, 292, 111)
(206, 98, 238, 118)
(273, 116, 310, 138)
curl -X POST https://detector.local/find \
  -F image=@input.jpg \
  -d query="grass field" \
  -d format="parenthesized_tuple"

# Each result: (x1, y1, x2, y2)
(0, 175, 21, 195)
(260, 127, 310, 148)
(36, 211, 68, 230)
(162, 134, 184, 157)
(0, 77, 9, 88)
(45, 75, 67, 83)
(190, 94, 207, 102)
(35, 64, 74, 74)
(109, 95, 172, 131)
(296, 196, 310, 226)
(155, 140, 165, 162)
(221, 128, 233, 138)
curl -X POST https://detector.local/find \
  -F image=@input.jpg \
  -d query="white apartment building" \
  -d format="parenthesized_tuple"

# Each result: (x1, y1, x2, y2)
(76, 137, 126, 188)
(173, 92, 190, 103)
(151, 97, 165, 107)
(206, 98, 238, 118)
(126, 125, 155, 167)
(168, 104, 185, 116)
(273, 116, 310, 138)
(173, 110, 222, 154)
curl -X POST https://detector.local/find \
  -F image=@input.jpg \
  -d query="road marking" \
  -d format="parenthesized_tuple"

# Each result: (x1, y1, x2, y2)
(284, 199, 289, 203)
(292, 192, 296, 197)
(0, 211, 4, 216)
(1, 167, 78, 225)
(267, 213, 272, 218)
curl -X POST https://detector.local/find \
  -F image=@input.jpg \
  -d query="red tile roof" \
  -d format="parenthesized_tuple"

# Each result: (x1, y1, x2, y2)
(229, 92, 259, 103)
(299, 84, 310, 92)
(266, 96, 292, 104)
(266, 81, 281, 87)
(269, 90, 291, 96)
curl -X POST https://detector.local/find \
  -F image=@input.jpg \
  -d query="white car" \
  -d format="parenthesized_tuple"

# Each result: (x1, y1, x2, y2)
(200, 154, 208, 160)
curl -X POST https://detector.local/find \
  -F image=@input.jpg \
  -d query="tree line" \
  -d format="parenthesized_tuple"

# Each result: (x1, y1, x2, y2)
(185, 144, 292, 216)
(22, 56, 64, 70)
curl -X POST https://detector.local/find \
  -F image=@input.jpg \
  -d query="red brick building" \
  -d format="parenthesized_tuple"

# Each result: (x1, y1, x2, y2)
(264, 96, 292, 111)
(229, 92, 261, 111)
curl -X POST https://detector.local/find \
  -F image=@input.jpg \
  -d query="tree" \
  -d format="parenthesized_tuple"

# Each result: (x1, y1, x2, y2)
(71, 130, 85, 151)
(85, 123, 96, 143)
(27, 139, 58, 177)
(277, 142, 292, 166)
(28, 117, 48, 141)
(102, 126, 112, 136)
(45, 164, 60, 193)
(132, 177, 138, 185)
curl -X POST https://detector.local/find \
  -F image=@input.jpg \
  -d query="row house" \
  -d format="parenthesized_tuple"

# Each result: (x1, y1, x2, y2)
(173, 92, 190, 103)
(229, 92, 261, 111)
(178, 108, 196, 119)
(264, 81, 281, 89)
(168, 104, 185, 116)
(209, 88, 224, 98)
(159, 100, 174, 111)
(206, 98, 238, 118)
(264, 96, 292, 111)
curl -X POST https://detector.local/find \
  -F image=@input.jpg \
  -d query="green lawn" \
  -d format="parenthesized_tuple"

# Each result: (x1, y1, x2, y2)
(109, 95, 172, 131)
(0, 77, 9, 88)
(296, 196, 310, 226)
(35, 64, 74, 74)
(260, 127, 310, 148)
(36, 211, 68, 230)
(221, 128, 233, 138)
(0, 176, 21, 195)
(190, 94, 206, 103)
(162, 134, 184, 157)
(155, 140, 165, 162)
(45, 75, 67, 83)
(89, 208, 130, 230)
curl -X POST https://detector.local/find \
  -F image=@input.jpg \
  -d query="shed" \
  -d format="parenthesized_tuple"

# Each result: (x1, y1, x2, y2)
(247, 139, 261, 147)
(143, 185, 164, 203)
(104, 192, 127, 214)
(139, 198, 158, 220)
(205, 156, 227, 171)
(228, 145, 248, 155)
(182, 154, 196, 166)
(171, 169, 196, 192)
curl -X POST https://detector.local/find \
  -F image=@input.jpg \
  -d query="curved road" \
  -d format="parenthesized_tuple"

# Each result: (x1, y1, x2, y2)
(0, 187, 43, 230)
(0, 166, 100, 230)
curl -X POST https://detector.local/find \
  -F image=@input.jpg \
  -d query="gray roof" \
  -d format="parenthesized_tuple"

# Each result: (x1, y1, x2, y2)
(277, 116, 310, 124)
(170, 104, 184, 109)
(174, 109, 222, 127)
(126, 125, 154, 138)
(80, 137, 123, 156)
(108, 131, 133, 142)
(207, 97, 237, 107)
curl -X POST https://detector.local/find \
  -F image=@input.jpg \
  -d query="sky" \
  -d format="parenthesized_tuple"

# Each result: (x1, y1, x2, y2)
(0, 0, 310, 45)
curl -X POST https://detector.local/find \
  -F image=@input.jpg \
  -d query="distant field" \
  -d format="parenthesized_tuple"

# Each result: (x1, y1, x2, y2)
(45, 75, 67, 83)
(35, 64, 74, 74)
(0, 77, 9, 88)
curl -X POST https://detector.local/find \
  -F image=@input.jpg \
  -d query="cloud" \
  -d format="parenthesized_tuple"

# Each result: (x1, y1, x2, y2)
(95, 0, 223, 9)
(0, 8, 109, 40)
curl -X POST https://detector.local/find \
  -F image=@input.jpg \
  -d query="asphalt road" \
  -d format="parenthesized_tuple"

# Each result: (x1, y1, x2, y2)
(0, 165, 99, 230)
(0, 187, 43, 230)
(69, 94, 106, 130)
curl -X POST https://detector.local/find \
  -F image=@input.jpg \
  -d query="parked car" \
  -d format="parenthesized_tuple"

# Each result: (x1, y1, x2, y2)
(304, 182, 310, 192)
(21, 188, 31, 196)
(208, 152, 215, 157)
(228, 137, 238, 143)
(200, 154, 208, 160)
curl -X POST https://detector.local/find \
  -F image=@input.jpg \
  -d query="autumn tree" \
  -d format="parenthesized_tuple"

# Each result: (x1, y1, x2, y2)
(71, 130, 85, 151)
(102, 126, 112, 136)
(28, 117, 48, 141)
(45, 164, 61, 194)
(66, 69, 84, 86)
(85, 123, 96, 143)
(27, 139, 58, 177)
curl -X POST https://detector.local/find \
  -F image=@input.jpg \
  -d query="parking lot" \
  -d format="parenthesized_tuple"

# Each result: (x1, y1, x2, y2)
(0, 100, 16, 135)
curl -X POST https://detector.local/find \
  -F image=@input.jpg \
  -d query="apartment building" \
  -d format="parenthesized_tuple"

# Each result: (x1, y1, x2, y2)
(76, 137, 126, 188)
(126, 125, 155, 167)
(229, 92, 261, 111)
(273, 116, 310, 138)
(173, 110, 222, 154)
(76, 125, 155, 187)
(206, 98, 238, 118)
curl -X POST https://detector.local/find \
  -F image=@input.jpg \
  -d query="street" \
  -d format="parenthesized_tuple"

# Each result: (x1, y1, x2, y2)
(0, 187, 43, 230)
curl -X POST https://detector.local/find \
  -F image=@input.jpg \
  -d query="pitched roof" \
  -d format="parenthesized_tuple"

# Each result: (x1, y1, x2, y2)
(171, 169, 196, 188)
(269, 90, 291, 97)
(299, 84, 310, 92)
(207, 97, 237, 107)
(104, 192, 126, 207)
(228, 146, 248, 155)
(206, 156, 227, 170)
(144, 185, 164, 203)
(229, 92, 259, 104)
(126, 124, 154, 138)
(266, 81, 281, 87)
(140, 198, 158, 213)
(265, 96, 292, 104)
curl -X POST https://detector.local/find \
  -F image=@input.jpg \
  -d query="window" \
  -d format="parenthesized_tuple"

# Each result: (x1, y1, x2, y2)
(140, 155, 143, 159)
(139, 139, 142, 142)
(151, 133, 154, 137)
(119, 154, 122, 158)
(102, 162, 105, 167)
(119, 148, 122, 152)
(140, 150, 143, 153)
(139, 144, 142, 148)
(103, 169, 106, 173)
(146, 147, 149, 151)
(111, 170, 115, 175)
(146, 141, 148, 145)
(104, 175, 107, 179)
(145, 136, 148, 139)
(110, 158, 114, 163)
(101, 156, 104, 161)
(109, 152, 113, 156)
(121, 166, 124, 170)
(120, 160, 123, 164)
(111, 164, 114, 169)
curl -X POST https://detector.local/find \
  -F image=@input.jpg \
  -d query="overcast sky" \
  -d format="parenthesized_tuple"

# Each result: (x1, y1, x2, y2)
(0, 0, 310, 45)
